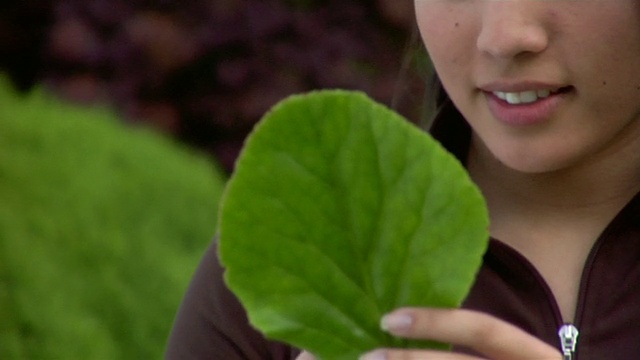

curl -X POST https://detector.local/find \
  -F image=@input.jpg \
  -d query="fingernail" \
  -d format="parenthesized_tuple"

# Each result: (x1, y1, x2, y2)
(380, 312, 413, 332)
(359, 349, 387, 360)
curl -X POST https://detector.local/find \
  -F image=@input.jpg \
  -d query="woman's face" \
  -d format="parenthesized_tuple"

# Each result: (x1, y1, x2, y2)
(416, 0, 640, 174)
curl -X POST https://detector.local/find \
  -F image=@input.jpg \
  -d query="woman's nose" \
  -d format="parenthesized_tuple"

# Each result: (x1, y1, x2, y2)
(476, 2, 549, 59)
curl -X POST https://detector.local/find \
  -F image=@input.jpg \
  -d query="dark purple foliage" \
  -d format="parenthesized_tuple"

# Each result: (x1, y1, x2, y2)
(0, 0, 422, 172)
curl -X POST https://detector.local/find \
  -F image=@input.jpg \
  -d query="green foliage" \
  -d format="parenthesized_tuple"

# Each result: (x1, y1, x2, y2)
(0, 76, 226, 359)
(219, 90, 489, 359)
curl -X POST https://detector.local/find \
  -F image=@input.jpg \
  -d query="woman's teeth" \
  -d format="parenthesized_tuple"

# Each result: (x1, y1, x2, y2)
(493, 89, 553, 105)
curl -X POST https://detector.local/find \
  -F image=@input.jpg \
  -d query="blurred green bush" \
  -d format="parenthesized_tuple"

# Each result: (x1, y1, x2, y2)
(0, 75, 226, 359)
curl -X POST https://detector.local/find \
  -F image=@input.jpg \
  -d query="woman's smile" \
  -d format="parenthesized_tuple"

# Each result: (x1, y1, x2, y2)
(481, 84, 573, 126)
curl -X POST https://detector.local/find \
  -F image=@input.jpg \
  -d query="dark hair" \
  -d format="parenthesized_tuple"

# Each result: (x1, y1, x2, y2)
(395, 26, 471, 163)
(391, 26, 433, 128)
(429, 74, 471, 163)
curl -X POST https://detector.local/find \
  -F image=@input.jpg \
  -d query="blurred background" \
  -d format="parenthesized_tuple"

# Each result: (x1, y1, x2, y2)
(1, 0, 427, 172)
(0, 0, 426, 358)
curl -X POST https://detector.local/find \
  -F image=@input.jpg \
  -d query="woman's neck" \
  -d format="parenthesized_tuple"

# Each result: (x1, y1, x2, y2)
(467, 134, 640, 321)
(467, 133, 640, 239)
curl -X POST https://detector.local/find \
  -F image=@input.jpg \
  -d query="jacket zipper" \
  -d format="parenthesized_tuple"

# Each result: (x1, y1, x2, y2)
(491, 239, 604, 360)
(558, 324, 579, 360)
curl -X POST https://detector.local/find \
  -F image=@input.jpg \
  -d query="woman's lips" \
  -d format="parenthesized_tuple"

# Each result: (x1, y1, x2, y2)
(484, 87, 572, 126)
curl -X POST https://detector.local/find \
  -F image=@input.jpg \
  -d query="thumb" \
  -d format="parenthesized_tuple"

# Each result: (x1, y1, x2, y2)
(295, 351, 317, 360)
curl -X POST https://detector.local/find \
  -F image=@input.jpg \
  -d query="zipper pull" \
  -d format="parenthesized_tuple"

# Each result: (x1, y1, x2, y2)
(558, 324, 579, 360)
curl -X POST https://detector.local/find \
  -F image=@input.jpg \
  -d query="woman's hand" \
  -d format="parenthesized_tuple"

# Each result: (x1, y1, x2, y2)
(360, 308, 562, 360)
(295, 351, 316, 360)
(295, 308, 562, 360)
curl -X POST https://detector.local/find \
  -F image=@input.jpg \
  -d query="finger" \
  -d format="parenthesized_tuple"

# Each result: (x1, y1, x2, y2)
(295, 351, 316, 360)
(380, 308, 561, 360)
(360, 348, 486, 360)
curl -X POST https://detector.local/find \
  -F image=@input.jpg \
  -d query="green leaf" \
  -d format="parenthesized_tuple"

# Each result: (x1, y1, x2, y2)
(219, 90, 489, 359)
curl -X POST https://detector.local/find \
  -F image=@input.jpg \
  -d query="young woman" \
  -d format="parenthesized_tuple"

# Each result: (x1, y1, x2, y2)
(166, 1, 640, 359)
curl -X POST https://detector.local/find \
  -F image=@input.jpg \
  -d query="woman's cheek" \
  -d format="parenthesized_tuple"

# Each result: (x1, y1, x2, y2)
(415, 3, 472, 74)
